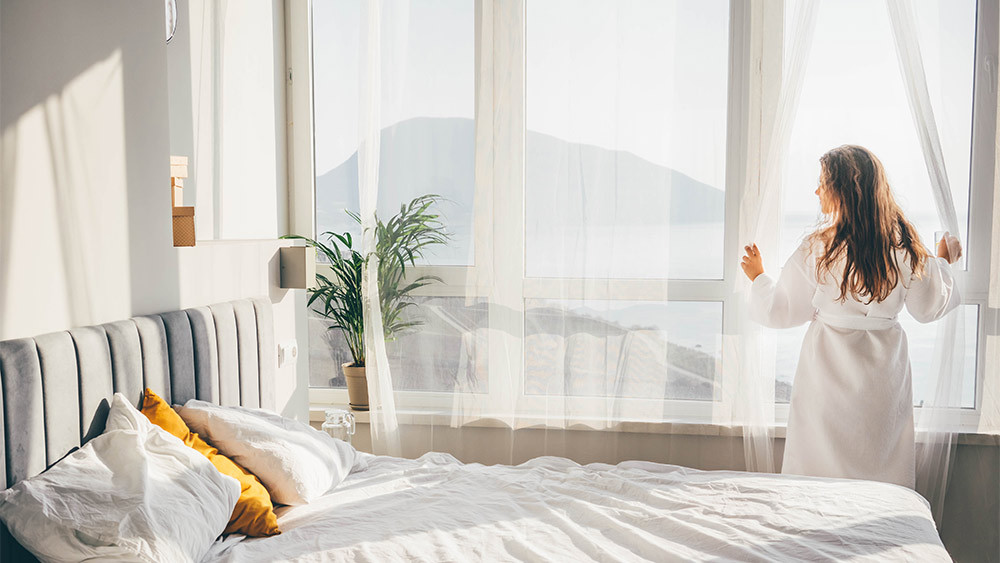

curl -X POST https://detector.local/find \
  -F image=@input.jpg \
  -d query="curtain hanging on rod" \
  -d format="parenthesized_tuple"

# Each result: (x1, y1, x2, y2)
(886, 0, 968, 522)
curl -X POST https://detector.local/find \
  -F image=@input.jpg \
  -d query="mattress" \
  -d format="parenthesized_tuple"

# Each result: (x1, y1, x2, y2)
(202, 452, 949, 562)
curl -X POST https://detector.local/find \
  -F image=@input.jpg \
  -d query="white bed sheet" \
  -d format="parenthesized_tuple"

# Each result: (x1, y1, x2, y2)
(202, 452, 949, 562)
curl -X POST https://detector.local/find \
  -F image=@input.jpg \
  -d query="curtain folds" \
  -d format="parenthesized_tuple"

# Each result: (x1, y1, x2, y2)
(734, 0, 819, 473)
(358, 0, 401, 456)
(886, 0, 967, 522)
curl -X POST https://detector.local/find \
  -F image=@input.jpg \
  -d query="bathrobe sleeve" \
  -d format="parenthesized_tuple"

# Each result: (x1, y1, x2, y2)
(904, 256, 961, 323)
(748, 241, 818, 329)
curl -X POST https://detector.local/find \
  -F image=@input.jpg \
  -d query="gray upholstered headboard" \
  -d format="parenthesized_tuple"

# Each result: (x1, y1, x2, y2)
(0, 297, 278, 561)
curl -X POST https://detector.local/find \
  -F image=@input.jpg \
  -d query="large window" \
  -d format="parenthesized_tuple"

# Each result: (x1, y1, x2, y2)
(302, 0, 995, 425)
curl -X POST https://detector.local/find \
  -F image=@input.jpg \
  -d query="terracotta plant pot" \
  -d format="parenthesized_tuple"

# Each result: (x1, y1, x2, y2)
(343, 363, 369, 411)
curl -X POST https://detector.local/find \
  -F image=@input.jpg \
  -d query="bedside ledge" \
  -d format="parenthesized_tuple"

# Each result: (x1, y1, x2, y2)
(309, 405, 1000, 446)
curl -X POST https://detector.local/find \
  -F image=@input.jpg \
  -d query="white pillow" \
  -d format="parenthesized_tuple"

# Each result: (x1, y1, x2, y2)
(0, 393, 240, 563)
(176, 400, 356, 505)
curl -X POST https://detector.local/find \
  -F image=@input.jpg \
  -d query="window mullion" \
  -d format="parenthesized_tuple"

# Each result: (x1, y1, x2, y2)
(719, 0, 780, 414)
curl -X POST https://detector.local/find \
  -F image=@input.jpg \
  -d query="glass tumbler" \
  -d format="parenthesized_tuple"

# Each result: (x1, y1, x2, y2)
(321, 408, 356, 445)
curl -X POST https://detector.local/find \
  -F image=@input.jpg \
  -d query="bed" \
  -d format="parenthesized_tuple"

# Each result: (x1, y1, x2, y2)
(0, 299, 950, 562)
(201, 453, 949, 562)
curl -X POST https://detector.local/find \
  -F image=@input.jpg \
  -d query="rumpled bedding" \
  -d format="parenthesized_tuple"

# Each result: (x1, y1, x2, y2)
(202, 453, 949, 562)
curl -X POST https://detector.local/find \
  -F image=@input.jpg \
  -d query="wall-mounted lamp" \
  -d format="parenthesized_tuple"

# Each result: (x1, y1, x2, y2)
(279, 246, 316, 289)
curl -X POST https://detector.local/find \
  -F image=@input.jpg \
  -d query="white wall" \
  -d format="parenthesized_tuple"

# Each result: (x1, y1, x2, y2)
(175, 240, 307, 419)
(0, 0, 307, 419)
(167, 0, 287, 240)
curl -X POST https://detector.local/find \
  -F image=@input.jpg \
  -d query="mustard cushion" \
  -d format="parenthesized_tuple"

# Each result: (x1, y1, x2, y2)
(140, 389, 281, 537)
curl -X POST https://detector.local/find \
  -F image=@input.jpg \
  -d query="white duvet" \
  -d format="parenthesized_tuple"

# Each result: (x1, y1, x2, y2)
(203, 453, 949, 562)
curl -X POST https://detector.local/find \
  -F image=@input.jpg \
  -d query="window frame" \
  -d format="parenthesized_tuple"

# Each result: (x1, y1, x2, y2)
(291, 0, 999, 430)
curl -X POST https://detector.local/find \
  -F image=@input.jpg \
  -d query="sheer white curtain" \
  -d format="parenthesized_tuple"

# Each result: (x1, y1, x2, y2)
(353, 0, 819, 471)
(733, 0, 818, 473)
(358, 0, 401, 456)
(353, 0, 969, 490)
(450, 0, 732, 460)
(886, 0, 968, 521)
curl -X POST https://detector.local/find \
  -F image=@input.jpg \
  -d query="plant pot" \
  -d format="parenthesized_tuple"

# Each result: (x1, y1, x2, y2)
(343, 363, 369, 411)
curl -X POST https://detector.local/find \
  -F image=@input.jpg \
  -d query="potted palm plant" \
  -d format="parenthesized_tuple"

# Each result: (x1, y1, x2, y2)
(286, 195, 449, 411)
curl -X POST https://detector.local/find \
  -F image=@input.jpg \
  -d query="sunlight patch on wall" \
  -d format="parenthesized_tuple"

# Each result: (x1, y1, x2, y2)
(0, 50, 130, 338)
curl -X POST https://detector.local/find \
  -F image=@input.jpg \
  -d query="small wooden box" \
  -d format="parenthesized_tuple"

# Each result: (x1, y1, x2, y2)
(170, 155, 189, 179)
(172, 206, 195, 247)
(171, 177, 184, 207)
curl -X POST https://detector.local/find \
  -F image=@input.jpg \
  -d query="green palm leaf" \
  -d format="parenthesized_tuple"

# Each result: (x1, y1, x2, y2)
(281, 195, 451, 367)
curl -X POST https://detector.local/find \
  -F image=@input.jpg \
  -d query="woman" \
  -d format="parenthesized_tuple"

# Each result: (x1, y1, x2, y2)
(741, 145, 961, 488)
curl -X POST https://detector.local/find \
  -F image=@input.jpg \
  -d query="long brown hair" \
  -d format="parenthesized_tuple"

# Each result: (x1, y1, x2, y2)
(808, 145, 930, 304)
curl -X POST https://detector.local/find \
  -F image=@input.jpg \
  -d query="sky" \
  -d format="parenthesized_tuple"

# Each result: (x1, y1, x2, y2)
(312, 0, 729, 188)
(312, 0, 474, 175)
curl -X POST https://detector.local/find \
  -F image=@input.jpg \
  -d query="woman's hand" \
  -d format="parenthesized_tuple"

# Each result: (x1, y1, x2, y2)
(741, 244, 764, 281)
(937, 231, 963, 264)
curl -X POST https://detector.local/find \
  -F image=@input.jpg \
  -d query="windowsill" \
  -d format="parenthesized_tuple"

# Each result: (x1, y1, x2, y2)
(309, 405, 1000, 447)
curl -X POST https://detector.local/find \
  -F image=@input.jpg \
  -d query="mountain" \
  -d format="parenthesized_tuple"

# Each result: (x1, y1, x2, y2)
(525, 129, 725, 226)
(315, 116, 725, 235)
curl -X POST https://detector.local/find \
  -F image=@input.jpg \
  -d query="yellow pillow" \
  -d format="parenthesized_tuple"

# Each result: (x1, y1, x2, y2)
(140, 389, 281, 537)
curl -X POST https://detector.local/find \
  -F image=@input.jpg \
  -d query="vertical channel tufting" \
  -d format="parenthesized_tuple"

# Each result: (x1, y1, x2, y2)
(34, 332, 82, 466)
(251, 298, 277, 411)
(210, 302, 241, 406)
(232, 300, 261, 408)
(186, 307, 220, 403)
(69, 327, 115, 443)
(0, 339, 46, 486)
(0, 298, 278, 563)
(103, 320, 144, 407)
(161, 311, 197, 405)
(134, 315, 171, 404)
(0, 340, 44, 563)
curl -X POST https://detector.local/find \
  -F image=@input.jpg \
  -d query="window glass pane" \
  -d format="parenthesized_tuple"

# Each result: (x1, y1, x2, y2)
(308, 307, 352, 388)
(309, 296, 489, 391)
(907, 305, 978, 408)
(524, 299, 722, 400)
(525, 0, 730, 280)
(780, 0, 975, 261)
(312, 0, 475, 265)
(775, 324, 808, 403)
(775, 305, 978, 408)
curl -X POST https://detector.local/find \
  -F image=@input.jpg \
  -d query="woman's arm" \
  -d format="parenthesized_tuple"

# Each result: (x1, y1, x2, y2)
(905, 233, 962, 323)
(744, 242, 818, 329)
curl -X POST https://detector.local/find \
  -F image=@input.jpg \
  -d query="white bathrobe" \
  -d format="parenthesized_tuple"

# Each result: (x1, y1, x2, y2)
(749, 239, 959, 488)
